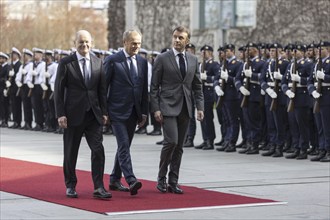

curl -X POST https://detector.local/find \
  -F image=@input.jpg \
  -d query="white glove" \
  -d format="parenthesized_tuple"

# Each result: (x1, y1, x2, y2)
(221, 70, 229, 81)
(50, 83, 55, 92)
(244, 67, 252, 78)
(261, 89, 265, 95)
(316, 70, 325, 80)
(40, 83, 48, 91)
(285, 90, 295, 99)
(274, 70, 282, 80)
(266, 88, 277, 99)
(21, 69, 27, 75)
(27, 82, 34, 89)
(31, 70, 38, 76)
(9, 70, 15, 77)
(312, 91, 321, 99)
(5, 80, 11, 88)
(214, 85, 224, 96)
(200, 72, 207, 80)
(3, 89, 8, 97)
(16, 81, 22, 87)
(239, 86, 250, 96)
(43, 71, 51, 78)
(291, 74, 301, 83)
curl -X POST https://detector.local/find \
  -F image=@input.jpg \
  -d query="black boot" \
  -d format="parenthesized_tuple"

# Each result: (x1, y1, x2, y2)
(283, 141, 291, 152)
(235, 139, 247, 148)
(285, 149, 300, 159)
(310, 149, 326, 162)
(215, 139, 224, 146)
(320, 151, 330, 162)
(195, 142, 206, 149)
(183, 136, 194, 148)
(272, 144, 283, 157)
(307, 145, 319, 156)
(224, 142, 236, 152)
(261, 144, 276, 156)
(203, 140, 214, 150)
(216, 141, 229, 152)
(246, 142, 259, 154)
(239, 142, 252, 154)
(296, 149, 308, 160)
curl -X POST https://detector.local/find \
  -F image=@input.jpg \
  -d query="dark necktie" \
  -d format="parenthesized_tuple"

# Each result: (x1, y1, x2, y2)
(81, 58, 89, 86)
(178, 53, 186, 78)
(128, 57, 138, 83)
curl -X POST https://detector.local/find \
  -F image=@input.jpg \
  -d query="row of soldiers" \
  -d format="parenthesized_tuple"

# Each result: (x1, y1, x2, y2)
(1, 41, 329, 163)
(180, 41, 330, 163)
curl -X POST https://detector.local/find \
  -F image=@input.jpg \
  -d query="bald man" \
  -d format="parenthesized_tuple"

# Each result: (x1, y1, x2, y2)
(54, 30, 111, 199)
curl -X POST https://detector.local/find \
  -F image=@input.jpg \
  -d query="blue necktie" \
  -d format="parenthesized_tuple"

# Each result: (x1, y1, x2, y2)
(178, 53, 186, 78)
(81, 58, 89, 86)
(128, 57, 138, 83)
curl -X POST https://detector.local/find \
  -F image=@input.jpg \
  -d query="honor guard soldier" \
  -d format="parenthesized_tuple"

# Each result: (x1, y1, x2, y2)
(43, 50, 58, 132)
(235, 42, 267, 155)
(214, 46, 228, 147)
(195, 45, 219, 150)
(0, 52, 10, 127)
(308, 41, 330, 162)
(215, 43, 243, 152)
(184, 43, 197, 147)
(282, 44, 313, 160)
(27, 48, 46, 131)
(7, 48, 22, 129)
(260, 43, 290, 157)
(15, 49, 34, 130)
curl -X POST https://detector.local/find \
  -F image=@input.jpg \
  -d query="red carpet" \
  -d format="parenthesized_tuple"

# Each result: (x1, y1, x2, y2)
(0, 157, 279, 214)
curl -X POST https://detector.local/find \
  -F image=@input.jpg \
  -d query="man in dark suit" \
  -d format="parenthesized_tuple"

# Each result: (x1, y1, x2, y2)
(150, 26, 204, 194)
(54, 30, 111, 199)
(103, 29, 148, 196)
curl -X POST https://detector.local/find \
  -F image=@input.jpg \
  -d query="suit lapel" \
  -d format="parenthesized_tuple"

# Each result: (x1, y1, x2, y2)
(70, 53, 84, 83)
(168, 50, 183, 80)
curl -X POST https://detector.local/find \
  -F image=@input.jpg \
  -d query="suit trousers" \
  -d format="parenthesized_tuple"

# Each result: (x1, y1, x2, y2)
(110, 109, 138, 185)
(63, 110, 105, 189)
(158, 101, 190, 184)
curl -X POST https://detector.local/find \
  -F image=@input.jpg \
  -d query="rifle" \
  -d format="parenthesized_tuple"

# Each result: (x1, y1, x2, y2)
(216, 56, 227, 108)
(313, 43, 322, 113)
(287, 48, 297, 112)
(201, 49, 206, 74)
(27, 54, 36, 98)
(16, 56, 25, 97)
(270, 46, 279, 111)
(42, 61, 48, 100)
(240, 46, 250, 108)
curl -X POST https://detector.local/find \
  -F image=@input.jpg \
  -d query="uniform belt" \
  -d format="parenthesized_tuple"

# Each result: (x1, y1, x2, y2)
(314, 82, 330, 87)
(288, 83, 307, 88)
(203, 82, 213, 87)
(267, 82, 281, 87)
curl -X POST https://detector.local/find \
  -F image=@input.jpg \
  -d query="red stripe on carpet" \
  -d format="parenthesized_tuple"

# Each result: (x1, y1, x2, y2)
(0, 157, 278, 214)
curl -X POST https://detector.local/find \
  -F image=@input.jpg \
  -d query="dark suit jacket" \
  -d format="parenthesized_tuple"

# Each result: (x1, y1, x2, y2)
(150, 49, 204, 118)
(54, 52, 107, 126)
(103, 51, 148, 122)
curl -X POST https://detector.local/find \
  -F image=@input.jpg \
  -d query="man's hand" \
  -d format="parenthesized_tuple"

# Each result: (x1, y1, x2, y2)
(214, 85, 224, 96)
(316, 70, 325, 80)
(220, 69, 229, 81)
(27, 82, 34, 89)
(285, 90, 295, 99)
(266, 88, 277, 99)
(274, 70, 282, 80)
(239, 86, 250, 96)
(154, 111, 163, 123)
(291, 74, 301, 83)
(58, 116, 67, 129)
(138, 115, 147, 128)
(312, 91, 321, 99)
(197, 110, 204, 121)
(16, 81, 22, 87)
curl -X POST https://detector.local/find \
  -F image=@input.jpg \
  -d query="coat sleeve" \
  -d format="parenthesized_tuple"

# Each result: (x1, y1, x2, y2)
(150, 55, 163, 113)
(54, 59, 67, 118)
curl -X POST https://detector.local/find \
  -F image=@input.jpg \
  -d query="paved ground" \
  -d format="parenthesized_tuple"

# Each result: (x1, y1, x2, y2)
(1, 122, 329, 220)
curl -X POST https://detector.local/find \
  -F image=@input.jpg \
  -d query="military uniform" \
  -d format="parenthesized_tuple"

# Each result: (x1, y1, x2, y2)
(15, 49, 34, 130)
(0, 52, 10, 127)
(260, 43, 290, 157)
(308, 41, 330, 162)
(195, 45, 220, 150)
(281, 44, 313, 160)
(235, 43, 268, 154)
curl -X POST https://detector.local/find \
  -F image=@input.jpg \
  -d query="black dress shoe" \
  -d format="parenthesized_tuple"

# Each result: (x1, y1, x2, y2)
(129, 181, 142, 195)
(22, 123, 32, 130)
(156, 140, 164, 145)
(296, 150, 308, 160)
(33, 124, 43, 131)
(109, 181, 129, 192)
(168, 184, 183, 194)
(310, 150, 326, 162)
(195, 142, 206, 149)
(66, 188, 78, 198)
(93, 187, 112, 199)
(148, 130, 162, 136)
(157, 177, 167, 193)
(320, 151, 330, 162)
(9, 122, 19, 129)
(183, 138, 194, 148)
(135, 127, 147, 134)
(261, 144, 276, 156)
(272, 145, 283, 157)
(216, 141, 229, 152)
(1, 122, 8, 127)
(235, 139, 247, 148)
(246, 143, 259, 154)
(203, 140, 214, 150)
(224, 143, 236, 152)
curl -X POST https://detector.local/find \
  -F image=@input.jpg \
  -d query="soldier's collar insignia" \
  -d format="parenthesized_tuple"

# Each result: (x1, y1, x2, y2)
(326, 59, 330, 63)
(301, 61, 305, 64)
(232, 60, 236, 64)
(279, 60, 282, 64)
(256, 58, 260, 62)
